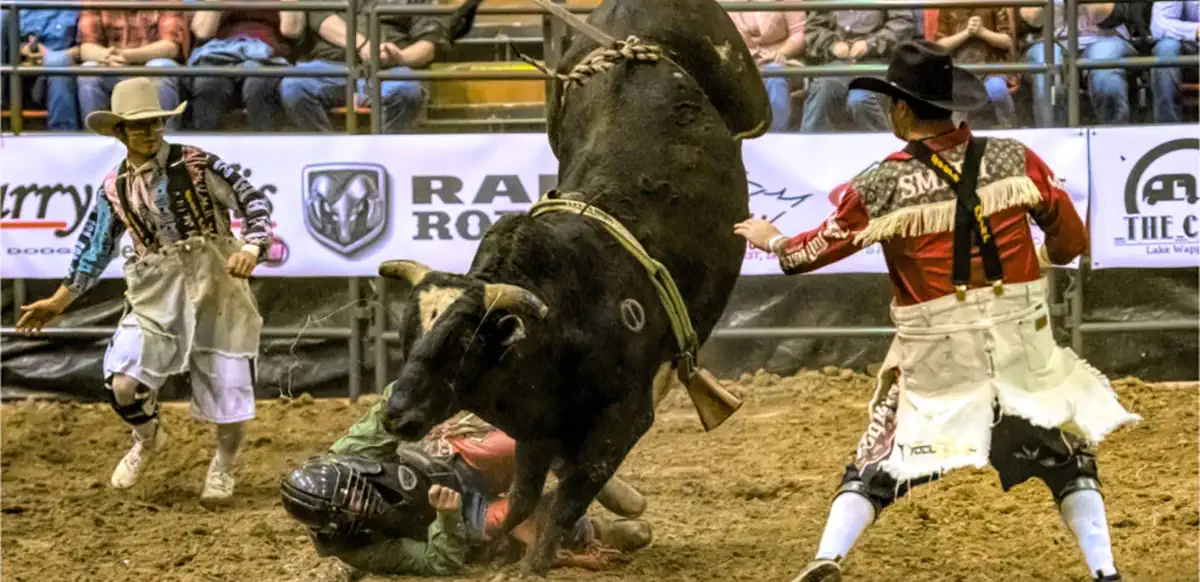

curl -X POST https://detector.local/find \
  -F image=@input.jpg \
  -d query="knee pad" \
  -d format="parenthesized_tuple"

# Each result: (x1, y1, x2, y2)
(106, 376, 159, 426)
(836, 478, 885, 517)
(1056, 476, 1103, 505)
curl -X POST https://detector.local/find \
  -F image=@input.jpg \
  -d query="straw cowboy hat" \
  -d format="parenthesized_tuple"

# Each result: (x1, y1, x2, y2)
(848, 39, 988, 112)
(85, 77, 187, 137)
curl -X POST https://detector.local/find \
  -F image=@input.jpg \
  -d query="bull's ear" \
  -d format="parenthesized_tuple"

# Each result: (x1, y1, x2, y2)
(379, 260, 432, 286)
(483, 283, 549, 320)
(496, 314, 527, 347)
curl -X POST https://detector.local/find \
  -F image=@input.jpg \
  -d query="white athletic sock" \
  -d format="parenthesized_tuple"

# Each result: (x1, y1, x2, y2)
(213, 422, 247, 473)
(1060, 490, 1117, 577)
(133, 420, 159, 445)
(815, 492, 877, 561)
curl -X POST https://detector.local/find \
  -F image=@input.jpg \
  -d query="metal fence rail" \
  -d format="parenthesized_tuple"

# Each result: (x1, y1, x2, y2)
(1, 0, 1197, 399)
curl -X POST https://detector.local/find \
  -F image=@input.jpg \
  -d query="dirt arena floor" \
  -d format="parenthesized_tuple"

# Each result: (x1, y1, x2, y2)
(2, 371, 1196, 582)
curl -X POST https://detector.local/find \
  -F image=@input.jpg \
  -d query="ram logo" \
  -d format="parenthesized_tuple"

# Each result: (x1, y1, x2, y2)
(302, 163, 390, 256)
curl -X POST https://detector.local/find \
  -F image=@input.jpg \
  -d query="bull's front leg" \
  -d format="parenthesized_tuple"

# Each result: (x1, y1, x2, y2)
(495, 439, 556, 541)
(523, 402, 655, 577)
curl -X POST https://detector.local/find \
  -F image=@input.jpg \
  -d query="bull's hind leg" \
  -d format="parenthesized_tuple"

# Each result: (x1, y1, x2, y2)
(524, 401, 655, 576)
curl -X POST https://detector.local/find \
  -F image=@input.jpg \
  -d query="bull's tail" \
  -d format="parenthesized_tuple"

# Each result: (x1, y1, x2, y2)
(446, 0, 485, 43)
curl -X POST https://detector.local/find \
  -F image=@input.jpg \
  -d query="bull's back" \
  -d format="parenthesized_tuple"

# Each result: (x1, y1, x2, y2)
(560, 0, 771, 140)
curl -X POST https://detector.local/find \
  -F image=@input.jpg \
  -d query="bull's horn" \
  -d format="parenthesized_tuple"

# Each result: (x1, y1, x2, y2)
(484, 283, 549, 320)
(379, 260, 432, 286)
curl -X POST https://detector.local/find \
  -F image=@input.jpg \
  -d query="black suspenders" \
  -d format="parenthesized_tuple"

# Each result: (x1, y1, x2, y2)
(903, 137, 1005, 301)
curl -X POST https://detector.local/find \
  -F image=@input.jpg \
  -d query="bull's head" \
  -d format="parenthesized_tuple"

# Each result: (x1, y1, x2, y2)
(378, 259, 549, 440)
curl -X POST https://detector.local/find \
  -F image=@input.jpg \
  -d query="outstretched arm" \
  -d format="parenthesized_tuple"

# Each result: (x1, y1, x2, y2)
(734, 182, 873, 275)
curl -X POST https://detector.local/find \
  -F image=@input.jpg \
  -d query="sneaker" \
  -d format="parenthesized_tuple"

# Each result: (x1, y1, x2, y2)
(200, 456, 235, 504)
(790, 558, 842, 582)
(1094, 571, 1122, 581)
(110, 425, 167, 489)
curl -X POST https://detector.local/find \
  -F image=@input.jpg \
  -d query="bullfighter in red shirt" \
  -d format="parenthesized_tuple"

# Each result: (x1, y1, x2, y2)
(734, 41, 1139, 582)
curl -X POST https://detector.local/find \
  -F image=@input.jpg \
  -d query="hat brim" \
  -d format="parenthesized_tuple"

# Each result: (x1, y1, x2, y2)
(85, 101, 187, 137)
(848, 67, 989, 112)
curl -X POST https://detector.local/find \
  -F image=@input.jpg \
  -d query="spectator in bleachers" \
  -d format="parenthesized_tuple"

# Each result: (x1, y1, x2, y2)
(801, 6, 916, 132)
(279, 0, 447, 133)
(186, 2, 305, 131)
(0, 8, 81, 130)
(1150, 0, 1199, 123)
(1020, 2, 1135, 127)
(934, 7, 1018, 128)
(726, 0, 806, 131)
(76, 9, 187, 132)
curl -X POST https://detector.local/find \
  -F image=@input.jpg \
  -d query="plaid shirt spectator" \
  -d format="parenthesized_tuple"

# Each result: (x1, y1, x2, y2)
(77, 9, 187, 54)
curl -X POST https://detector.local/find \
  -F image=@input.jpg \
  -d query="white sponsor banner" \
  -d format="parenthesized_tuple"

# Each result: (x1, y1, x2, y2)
(1088, 125, 1200, 269)
(0, 129, 1090, 280)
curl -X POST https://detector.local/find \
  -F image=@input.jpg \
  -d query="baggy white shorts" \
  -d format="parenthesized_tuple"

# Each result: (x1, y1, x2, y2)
(104, 312, 257, 424)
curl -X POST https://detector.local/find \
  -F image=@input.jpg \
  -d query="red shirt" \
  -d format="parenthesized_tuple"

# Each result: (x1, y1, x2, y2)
(78, 10, 187, 52)
(777, 125, 1088, 306)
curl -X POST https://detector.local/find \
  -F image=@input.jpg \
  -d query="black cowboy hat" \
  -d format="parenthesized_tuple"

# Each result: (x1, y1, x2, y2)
(848, 39, 989, 112)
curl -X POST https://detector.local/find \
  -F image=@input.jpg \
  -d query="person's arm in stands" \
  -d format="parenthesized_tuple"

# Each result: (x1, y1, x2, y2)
(804, 10, 841, 63)
(772, 11, 806, 62)
(1024, 148, 1088, 265)
(1151, 1, 1199, 40)
(1083, 2, 1115, 25)
(1019, 5, 1044, 29)
(976, 9, 1014, 50)
(279, 0, 305, 39)
(77, 10, 116, 63)
(191, 6, 224, 40)
(860, 9, 916, 59)
(119, 11, 184, 63)
(936, 10, 972, 50)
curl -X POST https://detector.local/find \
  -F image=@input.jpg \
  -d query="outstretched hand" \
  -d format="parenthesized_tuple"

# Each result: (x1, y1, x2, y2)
(15, 296, 69, 336)
(733, 218, 784, 253)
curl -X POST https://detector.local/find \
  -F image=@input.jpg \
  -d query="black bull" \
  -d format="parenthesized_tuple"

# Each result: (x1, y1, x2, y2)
(377, 0, 770, 575)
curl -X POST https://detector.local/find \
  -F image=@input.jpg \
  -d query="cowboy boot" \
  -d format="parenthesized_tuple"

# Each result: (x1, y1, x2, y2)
(596, 476, 647, 518)
(591, 517, 653, 552)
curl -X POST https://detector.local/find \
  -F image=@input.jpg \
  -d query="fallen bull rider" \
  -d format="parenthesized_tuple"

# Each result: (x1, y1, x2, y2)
(280, 382, 653, 578)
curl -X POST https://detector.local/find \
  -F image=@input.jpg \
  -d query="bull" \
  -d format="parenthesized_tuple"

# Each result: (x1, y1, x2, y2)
(377, 0, 771, 575)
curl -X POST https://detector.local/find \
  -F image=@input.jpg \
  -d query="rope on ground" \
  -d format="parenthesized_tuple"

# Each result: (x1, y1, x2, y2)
(280, 298, 364, 401)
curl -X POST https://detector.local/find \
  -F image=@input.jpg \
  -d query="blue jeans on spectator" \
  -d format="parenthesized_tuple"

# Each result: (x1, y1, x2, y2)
(801, 73, 890, 133)
(279, 60, 426, 133)
(1024, 37, 1135, 127)
(762, 63, 792, 131)
(187, 38, 286, 131)
(980, 74, 1017, 128)
(78, 58, 182, 130)
(1150, 38, 1197, 124)
(29, 50, 80, 130)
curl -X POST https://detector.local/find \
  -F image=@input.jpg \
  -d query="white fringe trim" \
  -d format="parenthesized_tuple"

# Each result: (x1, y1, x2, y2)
(854, 176, 1044, 246)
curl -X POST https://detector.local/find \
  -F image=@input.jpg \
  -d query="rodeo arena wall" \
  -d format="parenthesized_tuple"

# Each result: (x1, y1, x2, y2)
(1, 125, 1197, 401)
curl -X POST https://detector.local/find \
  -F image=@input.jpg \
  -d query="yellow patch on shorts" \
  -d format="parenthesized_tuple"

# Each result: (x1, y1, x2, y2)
(418, 286, 465, 332)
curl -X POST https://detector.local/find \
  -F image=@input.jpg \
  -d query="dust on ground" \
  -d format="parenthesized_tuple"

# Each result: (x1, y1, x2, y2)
(2, 371, 1195, 582)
